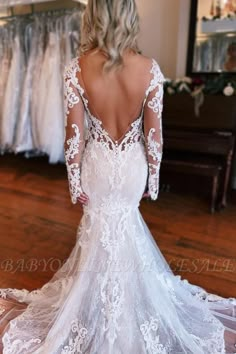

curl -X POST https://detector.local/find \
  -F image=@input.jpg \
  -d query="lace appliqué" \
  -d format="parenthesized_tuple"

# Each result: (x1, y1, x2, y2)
(140, 317, 168, 354)
(201, 309, 226, 353)
(65, 124, 81, 161)
(65, 123, 83, 204)
(3, 332, 41, 354)
(148, 59, 165, 95)
(0, 288, 30, 302)
(64, 59, 84, 204)
(97, 201, 127, 344)
(61, 319, 88, 354)
(64, 58, 81, 127)
(147, 83, 164, 116)
(144, 59, 164, 201)
(100, 273, 124, 345)
(147, 128, 162, 200)
(147, 128, 162, 161)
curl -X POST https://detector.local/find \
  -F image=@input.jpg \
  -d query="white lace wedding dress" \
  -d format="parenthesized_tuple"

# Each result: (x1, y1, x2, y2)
(0, 56, 236, 354)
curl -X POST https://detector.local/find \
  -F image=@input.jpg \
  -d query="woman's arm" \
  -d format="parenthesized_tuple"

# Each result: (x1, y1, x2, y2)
(64, 61, 88, 205)
(143, 60, 164, 200)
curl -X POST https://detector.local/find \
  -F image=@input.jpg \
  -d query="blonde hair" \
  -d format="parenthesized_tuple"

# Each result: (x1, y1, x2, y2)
(79, 0, 140, 72)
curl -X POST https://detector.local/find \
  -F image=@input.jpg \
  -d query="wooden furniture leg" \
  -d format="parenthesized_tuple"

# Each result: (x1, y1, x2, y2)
(221, 149, 234, 209)
(211, 173, 219, 214)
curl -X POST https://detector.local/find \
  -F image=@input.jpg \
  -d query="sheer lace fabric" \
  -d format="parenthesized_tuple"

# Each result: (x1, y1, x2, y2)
(0, 56, 235, 354)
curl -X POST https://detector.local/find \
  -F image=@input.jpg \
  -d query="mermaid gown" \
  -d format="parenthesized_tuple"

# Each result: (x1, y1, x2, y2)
(0, 56, 236, 354)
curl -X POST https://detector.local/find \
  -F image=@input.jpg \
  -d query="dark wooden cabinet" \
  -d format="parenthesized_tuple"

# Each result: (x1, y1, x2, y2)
(163, 94, 236, 131)
(162, 93, 236, 212)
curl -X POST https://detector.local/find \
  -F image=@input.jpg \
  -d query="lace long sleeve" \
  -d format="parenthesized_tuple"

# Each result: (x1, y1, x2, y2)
(144, 60, 165, 200)
(64, 60, 85, 204)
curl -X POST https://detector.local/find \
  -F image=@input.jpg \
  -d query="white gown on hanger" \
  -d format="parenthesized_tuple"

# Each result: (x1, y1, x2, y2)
(31, 26, 45, 152)
(0, 49, 11, 149)
(1, 34, 25, 150)
(0, 56, 236, 354)
(14, 24, 36, 153)
(37, 31, 64, 164)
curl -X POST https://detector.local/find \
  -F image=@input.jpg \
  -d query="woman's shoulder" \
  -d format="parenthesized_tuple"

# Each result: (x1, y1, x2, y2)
(64, 53, 164, 83)
(135, 54, 164, 77)
(137, 54, 165, 85)
(64, 56, 80, 77)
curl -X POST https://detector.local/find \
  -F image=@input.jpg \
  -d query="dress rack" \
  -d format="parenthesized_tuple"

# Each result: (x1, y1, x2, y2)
(0, 0, 84, 21)
(0, 0, 83, 163)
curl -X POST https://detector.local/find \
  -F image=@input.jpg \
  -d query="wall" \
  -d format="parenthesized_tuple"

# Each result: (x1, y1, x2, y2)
(136, 0, 191, 78)
(0, 0, 191, 78)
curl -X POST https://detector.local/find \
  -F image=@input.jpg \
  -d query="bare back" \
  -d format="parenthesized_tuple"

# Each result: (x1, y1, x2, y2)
(78, 50, 152, 142)
(64, 51, 164, 203)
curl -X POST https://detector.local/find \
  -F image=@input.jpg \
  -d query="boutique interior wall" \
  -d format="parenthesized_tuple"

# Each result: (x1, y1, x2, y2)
(136, 0, 191, 79)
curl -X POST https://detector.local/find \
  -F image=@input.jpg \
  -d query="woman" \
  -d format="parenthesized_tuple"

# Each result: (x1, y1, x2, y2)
(0, 1, 236, 353)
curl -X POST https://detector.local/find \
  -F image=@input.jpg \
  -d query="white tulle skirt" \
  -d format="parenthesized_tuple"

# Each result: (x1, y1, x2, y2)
(0, 142, 236, 353)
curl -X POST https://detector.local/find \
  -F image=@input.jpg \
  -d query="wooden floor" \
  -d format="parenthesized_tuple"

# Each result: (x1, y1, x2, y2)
(0, 153, 235, 298)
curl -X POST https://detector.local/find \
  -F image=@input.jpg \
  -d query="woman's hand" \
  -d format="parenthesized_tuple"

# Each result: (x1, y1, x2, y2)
(77, 192, 89, 205)
(142, 191, 151, 199)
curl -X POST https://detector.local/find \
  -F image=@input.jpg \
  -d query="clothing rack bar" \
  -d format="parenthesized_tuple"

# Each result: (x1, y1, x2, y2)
(0, 0, 83, 21)
(0, 0, 57, 7)
(0, 5, 80, 21)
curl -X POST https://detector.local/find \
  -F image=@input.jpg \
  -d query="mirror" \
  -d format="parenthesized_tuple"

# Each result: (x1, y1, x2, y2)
(187, 0, 236, 74)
